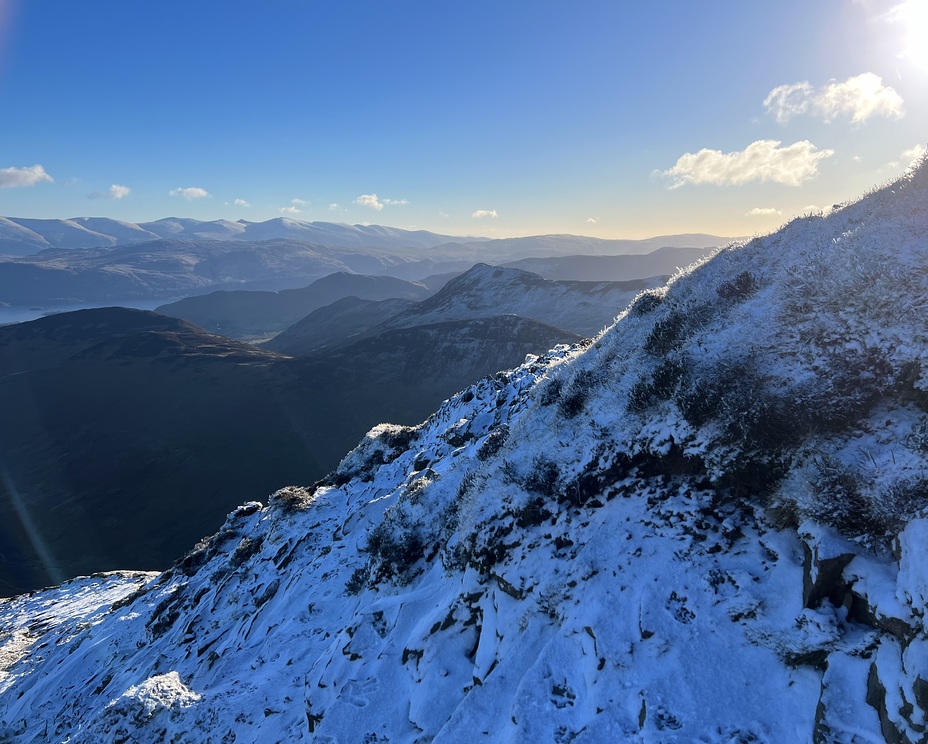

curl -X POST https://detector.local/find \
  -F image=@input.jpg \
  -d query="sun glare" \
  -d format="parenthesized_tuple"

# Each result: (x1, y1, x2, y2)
(893, 0, 928, 71)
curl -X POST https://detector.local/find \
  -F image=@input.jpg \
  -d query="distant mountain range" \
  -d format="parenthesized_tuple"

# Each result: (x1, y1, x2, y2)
(0, 216, 485, 256)
(0, 216, 732, 309)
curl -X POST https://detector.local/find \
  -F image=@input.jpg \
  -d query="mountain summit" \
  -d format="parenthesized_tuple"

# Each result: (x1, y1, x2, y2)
(1, 161, 927, 741)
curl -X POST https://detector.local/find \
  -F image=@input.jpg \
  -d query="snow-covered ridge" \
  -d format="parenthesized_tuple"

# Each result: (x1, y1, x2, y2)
(0, 216, 484, 255)
(1, 160, 927, 741)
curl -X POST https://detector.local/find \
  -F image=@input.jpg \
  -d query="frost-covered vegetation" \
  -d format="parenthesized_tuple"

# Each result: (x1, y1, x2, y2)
(1, 160, 927, 741)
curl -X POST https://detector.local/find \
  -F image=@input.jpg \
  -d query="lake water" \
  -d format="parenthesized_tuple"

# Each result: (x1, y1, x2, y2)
(0, 299, 172, 326)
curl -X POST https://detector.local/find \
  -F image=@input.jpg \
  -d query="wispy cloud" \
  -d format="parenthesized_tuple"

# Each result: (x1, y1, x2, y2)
(354, 193, 407, 211)
(472, 209, 498, 219)
(89, 183, 132, 200)
(169, 186, 210, 200)
(278, 198, 307, 215)
(885, 143, 927, 171)
(763, 73, 904, 124)
(586, 217, 597, 224)
(234, 198, 251, 207)
(0, 164, 53, 189)
(746, 207, 782, 217)
(659, 140, 834, 189)
(902, 143, 927, 165)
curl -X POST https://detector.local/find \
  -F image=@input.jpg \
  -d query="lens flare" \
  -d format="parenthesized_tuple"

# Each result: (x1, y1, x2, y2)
(893, 0, 928, 71)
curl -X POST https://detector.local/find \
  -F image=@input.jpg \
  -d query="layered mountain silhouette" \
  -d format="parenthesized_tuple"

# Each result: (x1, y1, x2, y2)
(266, 264, 664, 354)
(0, 218, 730, 309)
(156, 272, 433, 339)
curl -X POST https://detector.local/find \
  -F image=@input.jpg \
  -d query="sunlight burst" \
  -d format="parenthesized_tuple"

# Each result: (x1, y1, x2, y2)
(893, 0, 928, 71)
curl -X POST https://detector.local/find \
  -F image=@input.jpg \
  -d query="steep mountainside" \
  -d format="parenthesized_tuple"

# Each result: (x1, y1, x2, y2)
(1, 162, 927, 741)
(157, 273, 433, 339)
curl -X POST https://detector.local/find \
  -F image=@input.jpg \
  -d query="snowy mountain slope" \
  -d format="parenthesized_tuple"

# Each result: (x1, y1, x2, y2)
(0, 217, 481, 255)
(68, 217, 162, 245)
(376, 264, 668, 338)
(2, 161, 928, 741)
(0, 218, 50, 255)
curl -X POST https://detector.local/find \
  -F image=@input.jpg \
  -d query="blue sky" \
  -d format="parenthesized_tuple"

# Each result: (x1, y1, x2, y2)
(0, 0, 924, 238)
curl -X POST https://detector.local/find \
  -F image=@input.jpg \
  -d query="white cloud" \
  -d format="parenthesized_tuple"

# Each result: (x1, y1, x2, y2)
(0, 164, 53, 188)
(169, 186, 210, 200)
(902, 144, 927, 165)
(279, 205, 302, 215)
(472, 209, 498, 219)
(659, 139, 834, 189)
(438, 210, 450, 218)
(234, 198, 251, 207)
(290, 198, 307, 206)
(354, 193, 407, 210)
(885, 143, 927, 171)
(586, 217, 597, 224)
(328, 202, 343, 212)
(746, 207, 782, 216)
(355, 193, 384, 211)
(89, 183, 132, 200)
(763, 73, 904, 124)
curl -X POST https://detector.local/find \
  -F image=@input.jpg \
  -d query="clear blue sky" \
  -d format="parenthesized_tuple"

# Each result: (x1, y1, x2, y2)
(0, 0, 924, 238)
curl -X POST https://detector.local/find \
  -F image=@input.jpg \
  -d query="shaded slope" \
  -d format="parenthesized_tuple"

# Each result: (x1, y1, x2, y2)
(0, 311, 327, 596)
(263, 296, 418, 356)
(157, 272, 432, 339)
